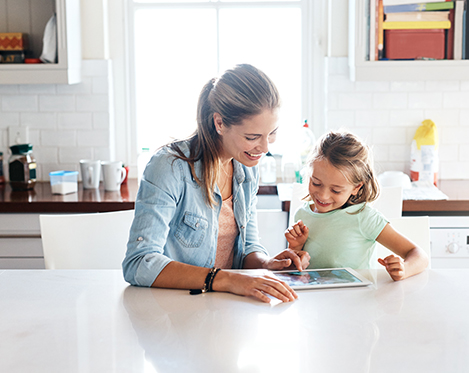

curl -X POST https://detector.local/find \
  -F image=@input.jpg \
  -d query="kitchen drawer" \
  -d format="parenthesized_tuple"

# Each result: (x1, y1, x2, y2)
(0, 214, 41, 235)
(0, 238, 43, 256)
(0, 258, 45, 269)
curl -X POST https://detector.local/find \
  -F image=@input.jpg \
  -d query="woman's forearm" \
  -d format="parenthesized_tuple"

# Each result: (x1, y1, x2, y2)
(152, 261, 211, 289)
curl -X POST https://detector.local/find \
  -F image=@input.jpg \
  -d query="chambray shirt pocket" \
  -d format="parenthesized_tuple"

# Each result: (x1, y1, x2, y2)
(174, 211, 208, 248)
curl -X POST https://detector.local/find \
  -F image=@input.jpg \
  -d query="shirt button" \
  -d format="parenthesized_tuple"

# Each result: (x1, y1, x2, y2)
(137, 237, 143, 241)
(241, 226, 245, 229)
(195, 222, 200, 228)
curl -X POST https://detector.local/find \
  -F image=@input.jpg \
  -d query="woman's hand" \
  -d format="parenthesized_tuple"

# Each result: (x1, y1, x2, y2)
(212, 270, 298, 304)
(378, 255, 405, 281)
(264, 249, 310, 271)
(285, 220, 309, 251)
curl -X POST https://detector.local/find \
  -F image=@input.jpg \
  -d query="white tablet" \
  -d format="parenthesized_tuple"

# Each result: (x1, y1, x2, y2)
(272, 268, 372, 290)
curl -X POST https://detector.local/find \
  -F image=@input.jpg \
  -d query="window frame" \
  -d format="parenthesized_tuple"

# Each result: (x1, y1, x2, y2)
(115, 0, 325, 174)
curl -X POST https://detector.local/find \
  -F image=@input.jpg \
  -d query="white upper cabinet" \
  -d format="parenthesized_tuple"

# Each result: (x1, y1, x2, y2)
(348, 0, 469, 81)
(0, 0, 81, 84)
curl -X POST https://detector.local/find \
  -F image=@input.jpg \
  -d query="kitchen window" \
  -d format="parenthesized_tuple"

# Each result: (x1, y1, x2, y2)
(127, 0, 316, 155)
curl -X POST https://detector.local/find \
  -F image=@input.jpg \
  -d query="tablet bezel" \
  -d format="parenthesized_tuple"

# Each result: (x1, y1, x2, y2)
(272, 267, 372, 290)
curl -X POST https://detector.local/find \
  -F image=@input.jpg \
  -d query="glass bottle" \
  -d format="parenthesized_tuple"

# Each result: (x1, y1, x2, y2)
(8, 144, 37, 191)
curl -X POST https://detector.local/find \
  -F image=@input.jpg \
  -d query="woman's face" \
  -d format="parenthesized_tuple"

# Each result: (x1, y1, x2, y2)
(308, 158, 363, 213)
(216, 109, 279, 167)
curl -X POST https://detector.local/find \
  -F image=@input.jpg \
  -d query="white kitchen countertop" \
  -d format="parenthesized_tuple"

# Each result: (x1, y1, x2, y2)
(1, 269, 468, 372)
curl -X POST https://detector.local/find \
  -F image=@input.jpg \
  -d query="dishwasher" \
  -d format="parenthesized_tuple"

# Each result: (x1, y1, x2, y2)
(430, 216, 469, 268)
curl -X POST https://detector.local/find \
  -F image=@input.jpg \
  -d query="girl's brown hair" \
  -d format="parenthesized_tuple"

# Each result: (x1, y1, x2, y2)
(168, 64, 280, 207)
(307, 130, 380, 206)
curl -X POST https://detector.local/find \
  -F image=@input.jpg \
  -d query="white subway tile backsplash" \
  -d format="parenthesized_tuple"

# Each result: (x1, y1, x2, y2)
(389, 144, 409, 162)
(390, 81, 425, 92)
(423, 110, 459, 127)
(328, 75, 355, 92)
(356, 110, 389, 127)
(373, 127, 407, 144)
(56, 78, 93, 94)
(34, 147, 58, 164)
(0, 112, 20, 128)
(439, 161, 469, 179)
(0, 61, 113, 180)
(58, 113, 93, 129)
(339, 92, 373, 110)
(440, 127, 469, 145)
(426, 81, 460, 92)
(439, 144, 459, 162)
(39, 95, 76, 112)
(2, 95, 38, 112)
(41, 129, 76, 147)
(58, 147, 93, 163)
(443, 92, 469, 109)
(326, 57, 469, 179)
(76, 130, 109, 147)
(372, 92, 407, 109)
(76, 95, 109, 112)
(389, 110, 424, 126)
(92, 112, 110, 129)
(19, 85, 57, 94)
(327, 110, 356, 128)
(408, 92, 443, 109)
(20, 113, 57, 129)
(355, 81, 390, 92)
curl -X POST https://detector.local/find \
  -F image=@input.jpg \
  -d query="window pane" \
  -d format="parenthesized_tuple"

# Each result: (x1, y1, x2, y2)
(219, 7, 302, 154)
(134, 9, 217, 150)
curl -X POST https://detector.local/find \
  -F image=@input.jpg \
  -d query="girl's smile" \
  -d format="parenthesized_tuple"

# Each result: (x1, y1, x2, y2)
(309, 159, 363, 213)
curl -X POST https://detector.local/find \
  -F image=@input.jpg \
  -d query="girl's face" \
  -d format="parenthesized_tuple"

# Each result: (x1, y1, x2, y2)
(215, 109, 278, 167)
(308, 158, 363, 214)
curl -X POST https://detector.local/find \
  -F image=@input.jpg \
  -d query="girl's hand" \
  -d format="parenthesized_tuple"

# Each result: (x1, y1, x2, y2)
(285, 220, 309, 250)
(378, 255, 405, 281)
(264, 249, 310, 271)
(213, 270, 298, 304)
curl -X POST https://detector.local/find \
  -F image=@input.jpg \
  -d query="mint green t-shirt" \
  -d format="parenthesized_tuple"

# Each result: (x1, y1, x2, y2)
(294, 202, 389, 269)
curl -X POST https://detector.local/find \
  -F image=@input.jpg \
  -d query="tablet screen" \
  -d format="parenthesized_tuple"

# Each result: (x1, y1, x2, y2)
(273, 268, 371, 290)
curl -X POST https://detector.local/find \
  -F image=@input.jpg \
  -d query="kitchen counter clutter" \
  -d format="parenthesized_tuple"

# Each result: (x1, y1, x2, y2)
(0, 268, 468, 372)
(0, 179, 138, 213)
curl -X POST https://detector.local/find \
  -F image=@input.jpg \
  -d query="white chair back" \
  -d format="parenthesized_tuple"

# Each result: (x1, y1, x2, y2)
(40, 210, 135, 269)
(372, 186, 403, 219)
(373, 216, 431, 269)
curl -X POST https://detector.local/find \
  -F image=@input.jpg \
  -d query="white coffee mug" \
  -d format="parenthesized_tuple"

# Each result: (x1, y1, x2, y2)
(101, 161, 127, 191)
(79, 159, 101, 189)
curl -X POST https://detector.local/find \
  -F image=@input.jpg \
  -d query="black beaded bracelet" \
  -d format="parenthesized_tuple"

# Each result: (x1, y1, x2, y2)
(190, 267, 220, 295)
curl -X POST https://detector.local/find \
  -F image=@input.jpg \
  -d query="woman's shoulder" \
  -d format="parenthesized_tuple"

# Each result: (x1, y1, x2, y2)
(144, 142, 192, 182)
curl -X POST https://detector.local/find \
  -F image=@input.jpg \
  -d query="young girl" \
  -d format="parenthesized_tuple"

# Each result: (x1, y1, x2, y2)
(285, 130, 429, 281)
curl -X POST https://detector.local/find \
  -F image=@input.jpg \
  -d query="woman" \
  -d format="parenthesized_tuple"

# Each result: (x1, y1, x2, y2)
(123, 64, 310, 303)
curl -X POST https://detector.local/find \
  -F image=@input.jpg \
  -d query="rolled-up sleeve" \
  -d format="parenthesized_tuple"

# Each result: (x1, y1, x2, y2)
(122, 154, 182, 287)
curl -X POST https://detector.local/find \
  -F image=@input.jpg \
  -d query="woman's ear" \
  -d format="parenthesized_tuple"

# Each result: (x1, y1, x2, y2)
(213, 113, 223, 134)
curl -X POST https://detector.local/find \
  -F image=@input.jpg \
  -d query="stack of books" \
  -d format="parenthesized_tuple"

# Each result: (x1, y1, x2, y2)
(368, 0, 468, 60)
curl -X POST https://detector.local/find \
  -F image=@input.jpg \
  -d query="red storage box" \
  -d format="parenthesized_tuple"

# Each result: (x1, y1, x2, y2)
(385, 29, 445, 60)
(0, 33, 28, 51)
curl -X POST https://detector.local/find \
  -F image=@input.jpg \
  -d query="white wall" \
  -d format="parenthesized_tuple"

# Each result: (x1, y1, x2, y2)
(321, 1, 469, 179)
(1, 0, 468, 181)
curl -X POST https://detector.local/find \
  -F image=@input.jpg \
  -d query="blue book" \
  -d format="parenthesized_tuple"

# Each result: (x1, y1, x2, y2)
(384, 2, 454, 13)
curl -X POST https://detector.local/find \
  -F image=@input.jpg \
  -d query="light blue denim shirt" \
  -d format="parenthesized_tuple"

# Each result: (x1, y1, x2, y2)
(122, 141, 268, 287)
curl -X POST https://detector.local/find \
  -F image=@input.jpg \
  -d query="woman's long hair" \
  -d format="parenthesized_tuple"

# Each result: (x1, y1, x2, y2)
(168, 64, 280, 207)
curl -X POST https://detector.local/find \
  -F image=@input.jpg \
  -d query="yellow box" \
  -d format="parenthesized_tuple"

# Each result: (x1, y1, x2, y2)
(0, 33, 28, 51)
